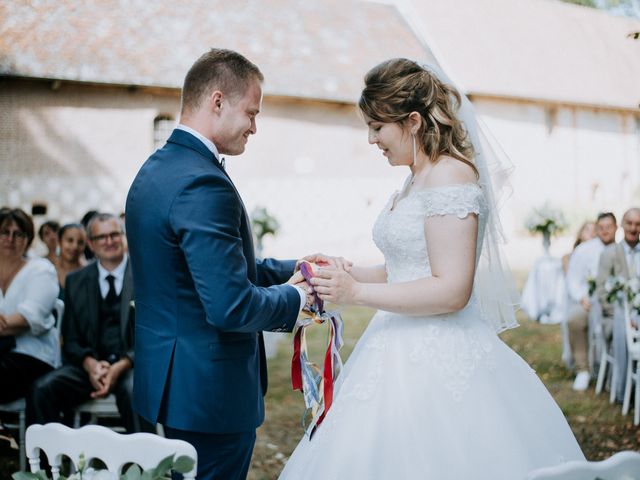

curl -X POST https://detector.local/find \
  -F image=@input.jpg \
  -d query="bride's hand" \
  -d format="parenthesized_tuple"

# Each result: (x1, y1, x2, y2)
(310, 268, 360, 305)
(297, 253, 353, 272)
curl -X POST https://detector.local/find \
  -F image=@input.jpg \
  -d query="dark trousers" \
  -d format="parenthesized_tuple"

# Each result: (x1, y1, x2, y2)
(27, 364, 153, 433)
(164, 426, 256, 480)
(0, 352, 53, 403)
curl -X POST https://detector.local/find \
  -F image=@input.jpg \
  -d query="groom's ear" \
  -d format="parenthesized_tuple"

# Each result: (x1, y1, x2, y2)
(209, 90, 224, 113)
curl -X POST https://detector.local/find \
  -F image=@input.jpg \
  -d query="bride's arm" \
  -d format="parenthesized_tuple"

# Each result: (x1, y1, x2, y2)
(311, 214, 478, 316)
(348, 265, 387, 284)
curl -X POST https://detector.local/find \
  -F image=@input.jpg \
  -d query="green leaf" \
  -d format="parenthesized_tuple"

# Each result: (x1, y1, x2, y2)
(123, 464, 142, 480)
(172, 456, 195, 473)
(139, 470, 154, 480)
(12, 473, 41, 480)
(154, 454, 174, 475)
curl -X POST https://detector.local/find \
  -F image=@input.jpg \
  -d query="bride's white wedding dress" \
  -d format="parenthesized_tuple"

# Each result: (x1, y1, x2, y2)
(280, 182, 585, 480)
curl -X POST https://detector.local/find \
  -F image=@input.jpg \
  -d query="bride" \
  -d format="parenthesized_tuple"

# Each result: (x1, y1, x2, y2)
(279, 59, 585, 479)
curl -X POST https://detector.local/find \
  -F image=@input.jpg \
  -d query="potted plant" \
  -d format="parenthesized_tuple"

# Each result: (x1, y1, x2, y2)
(250, 206, 280, 258)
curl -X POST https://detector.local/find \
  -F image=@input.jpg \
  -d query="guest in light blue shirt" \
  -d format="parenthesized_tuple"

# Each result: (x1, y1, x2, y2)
(0, 207, 60, 403)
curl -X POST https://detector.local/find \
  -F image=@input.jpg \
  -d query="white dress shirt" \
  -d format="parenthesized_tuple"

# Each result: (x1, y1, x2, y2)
(97, 255, 128, 299)
(566, 238, 607, 303)
(173, 125, 306, 312)
(176, 124, 221, 160)
(0, 257, 60, 367)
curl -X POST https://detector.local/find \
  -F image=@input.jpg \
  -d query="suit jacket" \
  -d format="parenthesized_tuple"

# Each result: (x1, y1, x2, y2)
(125, 128, 300, 434)
(62, 260, 135, 366)
(596, 242, 630, 317)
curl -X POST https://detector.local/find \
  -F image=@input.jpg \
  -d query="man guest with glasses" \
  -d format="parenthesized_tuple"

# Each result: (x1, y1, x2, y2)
(27, 213, 151, 432)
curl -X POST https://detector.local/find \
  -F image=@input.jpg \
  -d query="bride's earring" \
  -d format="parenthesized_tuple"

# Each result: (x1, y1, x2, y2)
(412, 132, 417, 167)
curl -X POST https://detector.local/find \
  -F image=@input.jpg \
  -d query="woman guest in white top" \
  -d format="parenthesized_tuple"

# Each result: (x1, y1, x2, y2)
(0, 207, 60, 403)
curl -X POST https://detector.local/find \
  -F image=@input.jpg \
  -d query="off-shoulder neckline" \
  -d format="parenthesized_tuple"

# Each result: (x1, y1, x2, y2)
(412, 182, 481, 193)
(390, 182, 481, 212)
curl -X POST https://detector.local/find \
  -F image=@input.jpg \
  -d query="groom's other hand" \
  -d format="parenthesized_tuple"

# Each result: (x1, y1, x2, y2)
(297, 253, 353, 272)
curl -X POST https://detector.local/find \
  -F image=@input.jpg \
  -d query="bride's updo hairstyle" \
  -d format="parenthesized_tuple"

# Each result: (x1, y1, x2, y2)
(359, 58, 478, 177)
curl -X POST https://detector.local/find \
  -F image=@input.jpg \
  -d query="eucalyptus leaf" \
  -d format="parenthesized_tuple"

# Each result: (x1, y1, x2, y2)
(123, 464, 142, 480)
(154, 454, 175, 475)
(12, 472, 40, 480)
(172, 455, 196, 473)
(139, 470, 154, 480)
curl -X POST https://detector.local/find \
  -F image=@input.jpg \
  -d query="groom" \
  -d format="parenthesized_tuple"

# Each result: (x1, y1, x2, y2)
(126, 49, 329, 479)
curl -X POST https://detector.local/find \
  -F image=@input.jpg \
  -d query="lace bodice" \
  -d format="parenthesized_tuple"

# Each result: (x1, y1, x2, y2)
(372, 181, 487, 284)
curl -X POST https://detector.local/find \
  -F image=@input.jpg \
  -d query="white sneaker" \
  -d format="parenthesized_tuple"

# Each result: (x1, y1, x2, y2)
(572, 371, 591, 391)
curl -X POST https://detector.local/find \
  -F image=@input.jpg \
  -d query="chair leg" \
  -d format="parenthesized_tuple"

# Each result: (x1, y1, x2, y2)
(28, 448, 41, 473)
(610, 363, 618, 404)
(595, 349, 608, 394)
(635, 368, 640, 426)
(18, 407, 26, 472)
(73, 410, 81, 428)
(623, 358, 633, 415)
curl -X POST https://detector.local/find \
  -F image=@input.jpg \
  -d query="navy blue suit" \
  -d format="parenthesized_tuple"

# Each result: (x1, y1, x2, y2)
(125, 129, 300, 478)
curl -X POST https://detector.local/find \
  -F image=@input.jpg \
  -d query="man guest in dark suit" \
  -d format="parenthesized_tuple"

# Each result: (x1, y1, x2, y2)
(125, 49, 345, 480)
(28, 213, 149, 433)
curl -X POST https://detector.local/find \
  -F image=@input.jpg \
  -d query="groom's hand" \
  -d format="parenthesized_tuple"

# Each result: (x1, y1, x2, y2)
(287, 271, 315, 309)
(297, 253, 353, 272)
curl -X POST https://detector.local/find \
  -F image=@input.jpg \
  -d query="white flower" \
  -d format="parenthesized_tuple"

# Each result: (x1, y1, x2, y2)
(524, 204, 567, 235)
(628, 277, 640, 293)
(633, 293, 640, 309)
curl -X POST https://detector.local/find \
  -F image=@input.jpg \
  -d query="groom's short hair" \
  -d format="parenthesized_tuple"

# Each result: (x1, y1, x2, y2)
(181, 48, 264, 114)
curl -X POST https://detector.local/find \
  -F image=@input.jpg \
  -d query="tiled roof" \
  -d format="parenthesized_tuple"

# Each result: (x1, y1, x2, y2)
(0, 0, 435, 103)
(403, 0, 640, 110)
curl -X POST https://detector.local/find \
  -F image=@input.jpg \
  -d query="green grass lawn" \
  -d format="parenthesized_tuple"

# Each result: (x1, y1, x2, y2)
(1, 306, 638, 479)
(247, 306, 640, 480)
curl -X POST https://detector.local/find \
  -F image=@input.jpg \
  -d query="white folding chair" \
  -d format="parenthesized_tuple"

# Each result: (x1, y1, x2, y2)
(526, 451, 640, 479)
(0, 298, 66, 471)
(595, 330, 617, 403)
(0, 397, 27, 472)
(622, 299, 640, 425)
(73, 395, 122, 431)
(26, 422, 197, 479)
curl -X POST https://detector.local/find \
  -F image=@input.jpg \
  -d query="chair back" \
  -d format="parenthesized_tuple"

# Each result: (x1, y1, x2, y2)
(526, 451, 640, 480)
(26, 423, 197, 479)
(623, 298, 640, 354)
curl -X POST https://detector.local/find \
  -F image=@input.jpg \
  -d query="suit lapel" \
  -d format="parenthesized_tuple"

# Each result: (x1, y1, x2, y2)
(120, 261, 134, 341)
(168, 128, 257, 280)
(617, 243, 630, 278)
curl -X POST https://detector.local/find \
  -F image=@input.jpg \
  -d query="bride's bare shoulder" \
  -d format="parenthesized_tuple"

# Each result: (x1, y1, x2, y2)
(424, 156, 477, 188)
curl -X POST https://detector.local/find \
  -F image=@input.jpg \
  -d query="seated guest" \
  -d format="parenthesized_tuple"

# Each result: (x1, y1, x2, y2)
(55, 223, 86, 299)
(596, 208, 640, 313)
(38, 220, 60, 267)
(562, 221, 596, 273)
(0, 207, 60, 403)
(80, 210, 98, 261)
(566, 212, 617, 391)
(28, 213, 150, 433)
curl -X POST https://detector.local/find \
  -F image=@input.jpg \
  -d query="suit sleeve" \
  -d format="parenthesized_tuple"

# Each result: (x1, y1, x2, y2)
(256, 258, 297, 287)
(61, 273, 96, 366)
(596, 248, 614, 316)
(170, 173, 300, 333)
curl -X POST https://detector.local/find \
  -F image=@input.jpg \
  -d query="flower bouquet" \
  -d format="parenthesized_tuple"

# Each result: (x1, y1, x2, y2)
(524, 205, 567, 254)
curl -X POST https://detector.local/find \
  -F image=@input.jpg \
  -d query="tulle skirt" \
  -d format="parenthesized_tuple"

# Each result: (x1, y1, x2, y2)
(279, 307, 584, 480)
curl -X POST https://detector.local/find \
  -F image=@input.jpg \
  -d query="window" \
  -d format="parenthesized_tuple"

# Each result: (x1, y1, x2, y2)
(154, 115, 175, 150)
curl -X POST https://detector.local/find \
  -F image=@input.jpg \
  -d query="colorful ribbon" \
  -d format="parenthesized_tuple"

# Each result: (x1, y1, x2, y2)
(291, 262, 344, 438)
